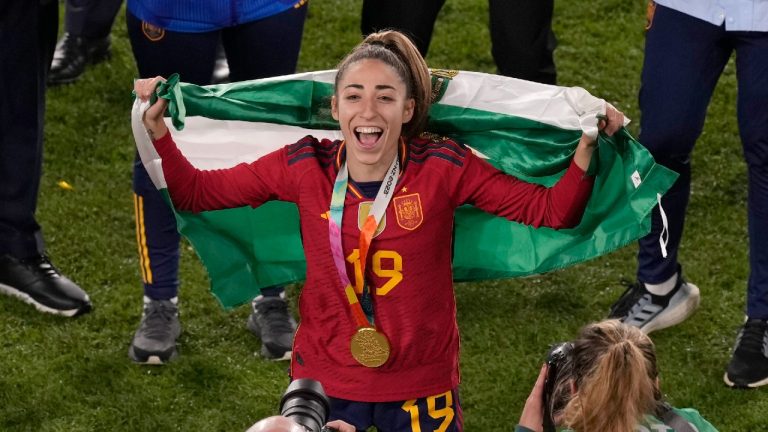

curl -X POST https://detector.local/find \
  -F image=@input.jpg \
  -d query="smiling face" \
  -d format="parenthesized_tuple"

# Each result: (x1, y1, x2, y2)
(332, 59, 415, 182)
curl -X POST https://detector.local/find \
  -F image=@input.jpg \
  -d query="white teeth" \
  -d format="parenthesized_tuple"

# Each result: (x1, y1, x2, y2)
(355, 127, 382, 134)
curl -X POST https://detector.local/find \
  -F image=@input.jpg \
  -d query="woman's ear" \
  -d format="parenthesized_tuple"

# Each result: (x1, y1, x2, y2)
(402, 98, 415, 123)
(570, 379, 577, 395)
(331, 95, 339, 121)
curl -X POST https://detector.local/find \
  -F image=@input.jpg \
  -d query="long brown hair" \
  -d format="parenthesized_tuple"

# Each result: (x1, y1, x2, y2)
(557, 320, 660, 432)
(334, 30, 431, 139)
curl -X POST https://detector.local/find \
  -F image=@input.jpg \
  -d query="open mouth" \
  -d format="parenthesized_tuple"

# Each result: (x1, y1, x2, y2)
(354, 126, 383, 149)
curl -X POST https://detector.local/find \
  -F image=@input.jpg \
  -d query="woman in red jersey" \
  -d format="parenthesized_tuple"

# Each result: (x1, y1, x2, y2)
(134, 30, 624, 431)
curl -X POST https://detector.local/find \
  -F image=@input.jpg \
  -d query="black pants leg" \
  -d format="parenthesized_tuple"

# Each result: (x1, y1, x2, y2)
(0, 0, 58, 258)
(488, 0, 557, 84)
(360, 0, 446, 57)
(65, 0, 123, 39)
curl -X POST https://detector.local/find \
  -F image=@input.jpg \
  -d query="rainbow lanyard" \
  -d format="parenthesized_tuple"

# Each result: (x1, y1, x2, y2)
(328, 153, 400, 328)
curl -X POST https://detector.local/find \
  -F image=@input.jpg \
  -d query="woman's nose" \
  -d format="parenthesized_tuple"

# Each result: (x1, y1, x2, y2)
(360, 97, 376, 118)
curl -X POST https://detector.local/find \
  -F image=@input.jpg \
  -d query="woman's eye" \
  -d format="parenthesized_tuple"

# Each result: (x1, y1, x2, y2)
(379, 96, 393, 102)
(345, 94, 360, 101)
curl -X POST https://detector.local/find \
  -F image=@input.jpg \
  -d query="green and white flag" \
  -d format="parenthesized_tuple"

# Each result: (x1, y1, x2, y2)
(131, 71, 677, 309)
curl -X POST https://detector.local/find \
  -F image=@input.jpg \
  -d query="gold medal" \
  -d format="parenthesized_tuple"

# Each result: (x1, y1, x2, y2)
(350, 327, 390, 368)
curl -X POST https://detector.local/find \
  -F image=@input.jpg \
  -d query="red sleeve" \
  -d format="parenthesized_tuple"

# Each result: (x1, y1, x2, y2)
(455, 151, 595, 229)
(152, 131, 294, 213)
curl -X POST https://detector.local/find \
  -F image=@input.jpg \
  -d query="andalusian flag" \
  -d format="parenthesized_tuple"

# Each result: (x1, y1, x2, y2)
(132, 71, 677, 309)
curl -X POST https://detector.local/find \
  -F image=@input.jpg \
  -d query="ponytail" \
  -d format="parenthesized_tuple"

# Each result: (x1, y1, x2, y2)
(559, 321, 659, 432)
(334, 30, 431, 139)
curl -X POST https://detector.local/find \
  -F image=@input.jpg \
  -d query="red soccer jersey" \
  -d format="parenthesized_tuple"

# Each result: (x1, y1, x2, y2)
(153, 132, 594, 401)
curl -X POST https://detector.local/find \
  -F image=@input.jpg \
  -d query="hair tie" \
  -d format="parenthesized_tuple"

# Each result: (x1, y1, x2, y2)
(368, 39, 398, 54)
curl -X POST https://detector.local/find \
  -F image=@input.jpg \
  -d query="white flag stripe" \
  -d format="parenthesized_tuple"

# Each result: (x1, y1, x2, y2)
(170, 116, 342, 170)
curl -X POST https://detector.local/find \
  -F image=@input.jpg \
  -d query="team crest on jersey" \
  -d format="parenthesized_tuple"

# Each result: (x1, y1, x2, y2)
(393, 193, 423, 230)
(142, 21, 165, 42)
(358, 202, 386, 237)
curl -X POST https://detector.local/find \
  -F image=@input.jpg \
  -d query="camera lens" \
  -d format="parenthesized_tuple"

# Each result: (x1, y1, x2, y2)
(543, 342, 573, 432)
(280, 379, 331, 432)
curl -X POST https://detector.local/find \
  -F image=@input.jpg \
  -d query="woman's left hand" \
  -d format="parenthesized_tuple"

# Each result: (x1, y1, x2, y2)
(518, 363, 548, 432)
(598, 104, 625, 137)
(575, 104, 624, 161)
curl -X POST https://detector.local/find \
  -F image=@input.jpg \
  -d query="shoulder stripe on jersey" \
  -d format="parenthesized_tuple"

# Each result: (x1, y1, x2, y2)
(409, 151, 464, 167)
(287, 137, 339, 166)
(288, 152, 322, 166)
(410, 142, 466, 158)
(286, 141, 313, 156)
(286, 135, 323, 152)
(413, 141, 467, 156)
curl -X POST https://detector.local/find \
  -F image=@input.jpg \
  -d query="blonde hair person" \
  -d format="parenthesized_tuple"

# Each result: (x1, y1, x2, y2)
(517, 320, 718, 432)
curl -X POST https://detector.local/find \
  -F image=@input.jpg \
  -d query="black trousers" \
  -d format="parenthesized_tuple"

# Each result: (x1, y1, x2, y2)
(361, 0, 557, 84)
(635, 5, 768, 317)
(126, 5, 308, 299)
(0, 0, 58, 258)
(65, 0, 123, 39)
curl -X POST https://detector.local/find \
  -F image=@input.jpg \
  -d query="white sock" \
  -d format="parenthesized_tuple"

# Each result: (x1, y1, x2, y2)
(143, 295, 178, 305)
(644, 273, 678, 296)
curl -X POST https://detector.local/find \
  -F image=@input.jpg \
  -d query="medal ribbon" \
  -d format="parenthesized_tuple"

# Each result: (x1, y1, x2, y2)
(328, 150, 400, 329)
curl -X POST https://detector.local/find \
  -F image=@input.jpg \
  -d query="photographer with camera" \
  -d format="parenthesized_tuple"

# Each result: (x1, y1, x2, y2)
(516, 320, 717, 432)
(246, 379, 354, 432)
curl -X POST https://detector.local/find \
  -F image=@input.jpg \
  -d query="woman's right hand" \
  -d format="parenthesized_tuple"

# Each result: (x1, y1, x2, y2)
(325, 420, 356, 432)
(134, 76, 169, 141)
(518, 363, 548, 432)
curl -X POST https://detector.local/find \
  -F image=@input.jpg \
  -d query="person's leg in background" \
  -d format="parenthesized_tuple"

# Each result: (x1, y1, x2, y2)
(360, 0, 446, 57)
(49, 0, 123, 85)
(724, 29, 768, 388)
(211, 42, 230, 84)
(126, 10, 220, 364)
(222, 2, 308, 360)
(0, 0, 91, 317)
(608, 5, 731, 332)
(487, 0, 556, 84)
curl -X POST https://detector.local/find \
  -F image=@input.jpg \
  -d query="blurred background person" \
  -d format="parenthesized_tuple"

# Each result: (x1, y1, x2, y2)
(125, 0, 307, 364)
(48, 0, 122, 85)
(0, 0, 92, 316)
(605, 1, 768, 390)
(49, 0, 230, 86)
(361, 0, 557, 84)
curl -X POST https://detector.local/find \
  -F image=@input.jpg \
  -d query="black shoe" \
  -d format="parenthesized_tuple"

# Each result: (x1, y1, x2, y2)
(724, 318, 768, 388)
(608, 273, 700, 333)
(129, 297, 181, 365)
(0, 254, 92, 317)
(48, 32, 111, 86)
(247, 295, 296, 360)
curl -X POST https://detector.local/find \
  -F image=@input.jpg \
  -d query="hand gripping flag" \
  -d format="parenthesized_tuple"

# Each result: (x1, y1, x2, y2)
(132, 71, 677, 309)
